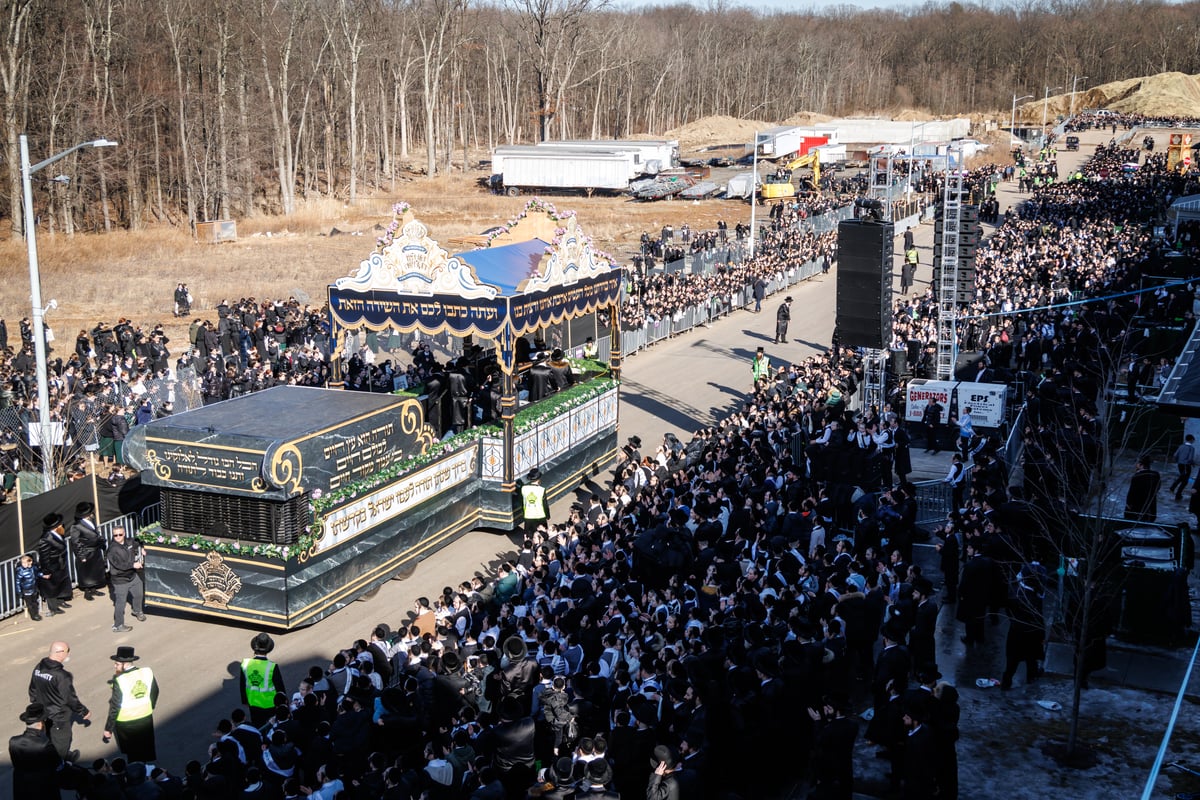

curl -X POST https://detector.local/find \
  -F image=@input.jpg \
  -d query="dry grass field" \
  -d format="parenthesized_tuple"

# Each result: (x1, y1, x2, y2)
(0, 172, 749, 350)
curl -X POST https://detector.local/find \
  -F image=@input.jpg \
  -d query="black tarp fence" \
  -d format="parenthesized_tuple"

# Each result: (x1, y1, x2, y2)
(0, 473, 159, 560)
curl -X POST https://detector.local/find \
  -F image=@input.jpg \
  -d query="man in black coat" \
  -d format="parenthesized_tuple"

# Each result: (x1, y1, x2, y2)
(477, 697, 536, 799)
(9, 702, 62, 800)
(1000, 571, 1045, 690)
(908, 578, 938, 671)
(775, 297, 793, 343)
(69, 502, 107, 601)
(807, 695, 857, 800)
(901, 696, 937, 800)
(956, 541, 1002, 647)
(28, 640, 89, 761)
(1124, 456, 1161, 522)
(527, 354, 555, 402)
(36, 514, 72, 616)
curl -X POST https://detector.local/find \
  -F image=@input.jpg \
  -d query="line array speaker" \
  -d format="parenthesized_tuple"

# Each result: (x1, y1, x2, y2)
(836, 219, 894, 349)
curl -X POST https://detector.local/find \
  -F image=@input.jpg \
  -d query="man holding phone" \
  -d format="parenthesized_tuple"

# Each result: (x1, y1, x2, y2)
(106, 526, 147, 633)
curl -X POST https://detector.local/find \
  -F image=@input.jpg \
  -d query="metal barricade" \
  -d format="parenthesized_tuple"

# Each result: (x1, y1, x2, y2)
(595, 335, 612, 363)
(912, 478, 955, 528)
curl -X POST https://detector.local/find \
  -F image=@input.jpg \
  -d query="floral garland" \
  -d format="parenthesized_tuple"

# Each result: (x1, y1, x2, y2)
(513, 375, 617, 433)
(309, 427, 498, 517)
(135, 372, 617, 562)
(486, 198, 620, 276)
(375, 201, 413, 250)
(139, 522, 296, 560)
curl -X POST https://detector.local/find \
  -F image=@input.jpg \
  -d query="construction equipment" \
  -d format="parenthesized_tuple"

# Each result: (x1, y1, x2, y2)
(760, 151, 821, 202)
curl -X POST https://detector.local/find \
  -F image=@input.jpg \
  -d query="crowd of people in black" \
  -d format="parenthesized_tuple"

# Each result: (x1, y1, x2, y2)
(10, 116, 1200, 800)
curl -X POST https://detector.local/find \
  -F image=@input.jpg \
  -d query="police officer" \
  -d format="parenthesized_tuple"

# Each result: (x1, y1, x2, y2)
(520, 469, 548, 537)
(28, 640, 89, 762)
(104, 646, 159, 763)
(241, 633, 287, 727)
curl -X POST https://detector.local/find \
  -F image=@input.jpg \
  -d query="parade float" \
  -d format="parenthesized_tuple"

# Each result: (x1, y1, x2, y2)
(123, 201, 623, 628)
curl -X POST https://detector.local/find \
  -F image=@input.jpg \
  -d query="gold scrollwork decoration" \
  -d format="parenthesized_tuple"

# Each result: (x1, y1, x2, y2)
(399, 399, 437, 453)
(267, 444, 304, 494)
(145, 449, 172, 481)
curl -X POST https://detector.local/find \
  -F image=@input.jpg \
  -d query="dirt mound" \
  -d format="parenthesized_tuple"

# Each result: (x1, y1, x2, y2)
(780, 111, 834, 126)
(1017, 71, 1200, 119)
(665, 115, 772, 152)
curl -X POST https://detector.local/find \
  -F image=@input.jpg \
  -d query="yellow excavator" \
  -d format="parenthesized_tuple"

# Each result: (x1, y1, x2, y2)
(760, 150, 821, 202)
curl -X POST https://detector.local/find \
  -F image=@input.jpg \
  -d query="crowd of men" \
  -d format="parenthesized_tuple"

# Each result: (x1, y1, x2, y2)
(9, 119, 1200, 800)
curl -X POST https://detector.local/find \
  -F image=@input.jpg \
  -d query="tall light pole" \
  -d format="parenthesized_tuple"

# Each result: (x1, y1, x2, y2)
(1011, 93, 1034, 149)
(20, 134, 118, 490)
(1042, 85, 1063, 138)
(749, 131, 759, 259)
(1070, 75, 1089, 117)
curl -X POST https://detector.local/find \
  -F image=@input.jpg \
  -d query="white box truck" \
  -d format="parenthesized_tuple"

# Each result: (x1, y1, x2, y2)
(490, 146, 639, 196)
(535, 140, 679, 174)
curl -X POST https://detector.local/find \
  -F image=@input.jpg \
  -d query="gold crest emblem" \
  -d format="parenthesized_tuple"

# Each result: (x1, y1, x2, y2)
(190, 551, 243, 609)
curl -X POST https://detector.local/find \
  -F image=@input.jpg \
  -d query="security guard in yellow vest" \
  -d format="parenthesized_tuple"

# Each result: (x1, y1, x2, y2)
(520, 468, 548, 536)
(104, 645, 159, 763)
(240, 633, 287, 726)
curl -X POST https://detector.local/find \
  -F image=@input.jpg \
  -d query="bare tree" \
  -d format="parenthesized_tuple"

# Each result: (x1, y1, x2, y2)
(506, 0, 606, 143)
(0, 0, 35, 235)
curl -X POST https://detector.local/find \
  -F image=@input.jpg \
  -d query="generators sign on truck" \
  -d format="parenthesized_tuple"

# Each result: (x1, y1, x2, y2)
(905, 379, 1008, 427)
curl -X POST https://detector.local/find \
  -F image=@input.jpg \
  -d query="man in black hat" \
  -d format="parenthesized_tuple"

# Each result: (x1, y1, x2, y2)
(36, 513, 72, 616)
(241, 633, 286, 727)
(901, 695, 937, 800)
(28, 640, 89, 762)
(104, 645, 159, 763)
(775, 296, 793, 343)
(1000, 569, 1046, 691)
(909, 577, 938, 671)
(581, 758, 619, 800)
(547, 349, 574, 392)
(105, 525, 146, 633)
(69, 502, 107, 601)
(478, 695, 536, 798)
(807, 693, 857, 800)
(646, 744, 680, 800)
(9, 702, 61, 799)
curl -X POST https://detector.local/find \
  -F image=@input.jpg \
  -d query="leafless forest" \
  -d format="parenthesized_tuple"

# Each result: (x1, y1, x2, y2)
(1, 0, 1197, 234)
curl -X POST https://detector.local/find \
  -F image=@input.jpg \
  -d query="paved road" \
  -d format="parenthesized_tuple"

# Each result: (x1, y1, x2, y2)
(0, 128, 1114, 781)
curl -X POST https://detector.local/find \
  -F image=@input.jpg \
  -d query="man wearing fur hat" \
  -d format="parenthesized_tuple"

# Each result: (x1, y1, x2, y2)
(241, 633, 286, 727)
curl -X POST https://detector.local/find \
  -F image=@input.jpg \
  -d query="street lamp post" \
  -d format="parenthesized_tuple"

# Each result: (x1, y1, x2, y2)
(749, 131, 759, 259)
(20, 134, 118, 491)
(1070, 75, 1089, 117)
(1011, 93, 1034, 150)
(1042, 85, 1063, 138)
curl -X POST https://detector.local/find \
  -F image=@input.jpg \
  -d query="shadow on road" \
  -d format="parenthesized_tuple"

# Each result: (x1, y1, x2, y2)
(741, 328, 776, 343)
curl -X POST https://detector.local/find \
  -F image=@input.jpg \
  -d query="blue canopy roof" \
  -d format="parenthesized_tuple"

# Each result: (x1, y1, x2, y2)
(455, 238, 550, 296)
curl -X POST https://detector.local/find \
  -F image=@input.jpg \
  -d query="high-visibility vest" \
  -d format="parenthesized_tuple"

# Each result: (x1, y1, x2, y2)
(521, 484, 547, 520)
(114, 667, 155, 722)
(241, 657, 278, 709)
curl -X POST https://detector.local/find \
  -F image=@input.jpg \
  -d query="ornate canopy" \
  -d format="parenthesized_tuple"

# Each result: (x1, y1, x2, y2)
(327, 199, 623, 374)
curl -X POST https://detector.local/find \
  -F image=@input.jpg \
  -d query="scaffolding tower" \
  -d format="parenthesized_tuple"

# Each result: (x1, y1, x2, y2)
(936, 169, 966, 380)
